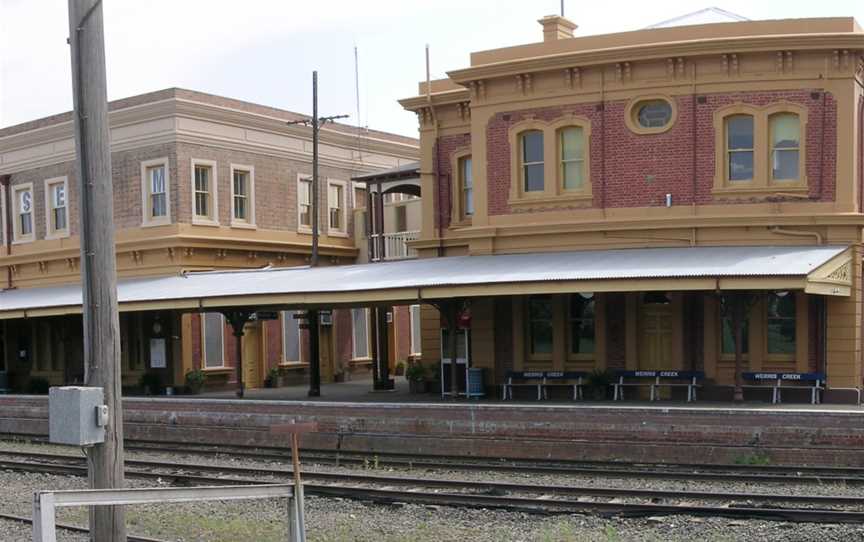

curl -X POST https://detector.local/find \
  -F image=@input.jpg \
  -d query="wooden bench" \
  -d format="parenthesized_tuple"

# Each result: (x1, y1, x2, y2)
(502, 371, 544, 400)
(502, 371, 588, 400)
(741, 372, 826, 404)
(612, 370, 704, 402)
(541, 371, 588, 400)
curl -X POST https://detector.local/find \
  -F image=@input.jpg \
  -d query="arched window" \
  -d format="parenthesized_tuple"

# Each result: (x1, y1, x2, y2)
(520, 130, 544, 192)
(725, 114, 754, 182)
(559, 126, 585, 191)
(769, 113, 800, 181)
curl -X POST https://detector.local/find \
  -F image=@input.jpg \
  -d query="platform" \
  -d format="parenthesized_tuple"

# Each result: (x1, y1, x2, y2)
(193, 376, 864, 412)
(2, 386, 864, 468)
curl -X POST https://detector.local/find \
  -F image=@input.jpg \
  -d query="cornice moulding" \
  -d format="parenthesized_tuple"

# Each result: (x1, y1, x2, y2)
(447, 34, 864, 83)
(1, 98, 417, 171)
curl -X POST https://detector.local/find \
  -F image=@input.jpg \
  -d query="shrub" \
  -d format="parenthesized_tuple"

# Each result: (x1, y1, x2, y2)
(405, 363, 426, 383)
(28, 377, 50, 395)
(185, 370, 205, 394)
(264, 367, 280, 388)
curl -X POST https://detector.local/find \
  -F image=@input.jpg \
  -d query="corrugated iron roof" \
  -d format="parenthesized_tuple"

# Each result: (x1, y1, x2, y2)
(0, 245, 847, 314)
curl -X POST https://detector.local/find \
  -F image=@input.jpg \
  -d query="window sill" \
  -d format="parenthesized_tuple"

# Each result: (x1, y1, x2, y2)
(230, 221, 257, 230)
(712, 184, 808, 198)
(192, 218, 220, 227)
(202, 367, 232, 374)
(508, 192, 593, 209)
(567, 355, 595, 362)
(278, 362, 309, 370)
(297, 227, 313, 235)
(141, 219, 172, 228)
(328, 230, 349, 238)
(12, 237, 35, 245)
(44, 231, 70, 241)
(450, 218, 473, 229)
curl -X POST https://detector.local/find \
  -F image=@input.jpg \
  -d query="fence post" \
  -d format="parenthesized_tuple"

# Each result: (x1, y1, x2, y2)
(32, 492, 56, 542)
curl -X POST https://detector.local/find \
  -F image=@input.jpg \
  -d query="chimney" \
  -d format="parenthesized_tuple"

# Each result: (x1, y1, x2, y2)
(538, 15, 577, 42)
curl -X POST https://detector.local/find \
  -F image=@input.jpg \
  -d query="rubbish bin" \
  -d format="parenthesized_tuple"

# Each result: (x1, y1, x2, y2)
(466, 368, 485, 399)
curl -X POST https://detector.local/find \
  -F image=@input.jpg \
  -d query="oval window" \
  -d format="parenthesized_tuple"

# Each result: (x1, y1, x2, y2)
(636, 100, 673, 128)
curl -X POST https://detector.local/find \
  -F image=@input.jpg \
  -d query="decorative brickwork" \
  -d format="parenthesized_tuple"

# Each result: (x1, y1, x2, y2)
(433, 133, 471, 229)
(265, 319, 281, 371)
(485, 90, 837, 215)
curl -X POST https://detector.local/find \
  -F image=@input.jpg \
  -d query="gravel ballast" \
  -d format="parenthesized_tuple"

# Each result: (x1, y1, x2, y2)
(1, 441, 864, 541)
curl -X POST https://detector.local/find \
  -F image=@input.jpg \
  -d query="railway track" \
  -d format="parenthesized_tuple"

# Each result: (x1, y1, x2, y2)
(121, 440, 864, 485)
(8, 435, 864, 482)
(2, 450, 864, 523)
(0, 512, 168, 542)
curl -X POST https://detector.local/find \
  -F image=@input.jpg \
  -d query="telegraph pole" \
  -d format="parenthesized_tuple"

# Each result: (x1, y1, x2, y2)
(287, 72, 347, 397)
(67, 1, 126, 541)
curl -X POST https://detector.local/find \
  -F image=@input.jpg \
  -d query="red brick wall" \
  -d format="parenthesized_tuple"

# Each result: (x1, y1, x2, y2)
(858, 95, 863, 211)
(334, 308, 353, 367)
(191, 313, 202, 370)
(394, 305, 412, 362)
(222, 321, 237, 368)
(265, 319, 282, 371)
(434, 133, 471, 229)
(483, 90, 836, 215)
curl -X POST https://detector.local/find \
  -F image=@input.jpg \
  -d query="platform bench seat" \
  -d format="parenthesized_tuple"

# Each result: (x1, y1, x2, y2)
(502, 371, 587, 400)
(540, 371, 588, 400)
(502, 371, 544, 400)
(741, 372, 826, 404)
(612, 370, 704, 402)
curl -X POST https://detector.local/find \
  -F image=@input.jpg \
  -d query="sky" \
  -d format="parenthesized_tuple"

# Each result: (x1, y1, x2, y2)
(1, 1, 863, 138)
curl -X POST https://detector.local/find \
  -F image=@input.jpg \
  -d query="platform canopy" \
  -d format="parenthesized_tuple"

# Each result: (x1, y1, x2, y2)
(0, 245, 852, 319)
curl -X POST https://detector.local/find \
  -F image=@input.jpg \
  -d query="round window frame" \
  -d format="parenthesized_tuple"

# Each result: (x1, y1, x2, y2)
(625, 95, 678, 135)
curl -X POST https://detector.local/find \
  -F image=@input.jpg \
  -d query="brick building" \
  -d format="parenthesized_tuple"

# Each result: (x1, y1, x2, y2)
(0, 88, 418, 393)
(396, 14, 864, 401)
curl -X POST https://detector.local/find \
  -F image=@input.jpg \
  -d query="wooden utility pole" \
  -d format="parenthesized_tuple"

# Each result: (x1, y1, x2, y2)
(67, 1, 126, 540)
(287, 72, 347, 397)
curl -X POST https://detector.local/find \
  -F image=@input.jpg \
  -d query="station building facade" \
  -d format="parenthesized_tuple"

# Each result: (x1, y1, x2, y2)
(0, 88, 419, 392)
(400, 15, 864, 400)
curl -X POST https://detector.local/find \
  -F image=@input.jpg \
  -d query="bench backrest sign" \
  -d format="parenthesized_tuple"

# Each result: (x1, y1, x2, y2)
(615, 370, 704, 379)
(506, 371, 586, 379)
(743, 372, 826, 381)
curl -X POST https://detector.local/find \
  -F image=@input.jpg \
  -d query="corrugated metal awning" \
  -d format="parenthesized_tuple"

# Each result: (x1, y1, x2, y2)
(0, 245, 851, 319)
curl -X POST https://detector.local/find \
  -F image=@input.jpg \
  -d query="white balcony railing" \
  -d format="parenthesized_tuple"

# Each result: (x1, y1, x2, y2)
(370, 230, 419, 261)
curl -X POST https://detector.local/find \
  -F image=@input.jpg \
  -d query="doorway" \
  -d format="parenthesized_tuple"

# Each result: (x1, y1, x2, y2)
(242, 322, 263, 389)
(639, 293, 674, 370)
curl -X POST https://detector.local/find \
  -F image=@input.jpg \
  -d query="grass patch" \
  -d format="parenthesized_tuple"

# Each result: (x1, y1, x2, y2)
(733, 452, 771, 465)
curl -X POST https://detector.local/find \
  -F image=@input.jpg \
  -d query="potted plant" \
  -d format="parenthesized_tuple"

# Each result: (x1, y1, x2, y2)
(405, 363, 427, 394)
(264, 367, 280, 388)
(586, 368, 613, 401)
(184, 370, 205, 395)
(395, 361, 406, 376)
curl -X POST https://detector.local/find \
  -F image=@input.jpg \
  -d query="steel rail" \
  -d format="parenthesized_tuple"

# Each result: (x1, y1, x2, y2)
(0, 512, 168, 542)
(1, 456, 864, 523)
(4, 446, 864, 486)
(7, 436, 864, 478)
(119, 439, 864, 479)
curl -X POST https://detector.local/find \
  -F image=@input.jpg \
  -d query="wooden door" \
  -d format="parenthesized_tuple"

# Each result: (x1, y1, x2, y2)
(242, 322, 262, 389)
(639, 302, 673, 370)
